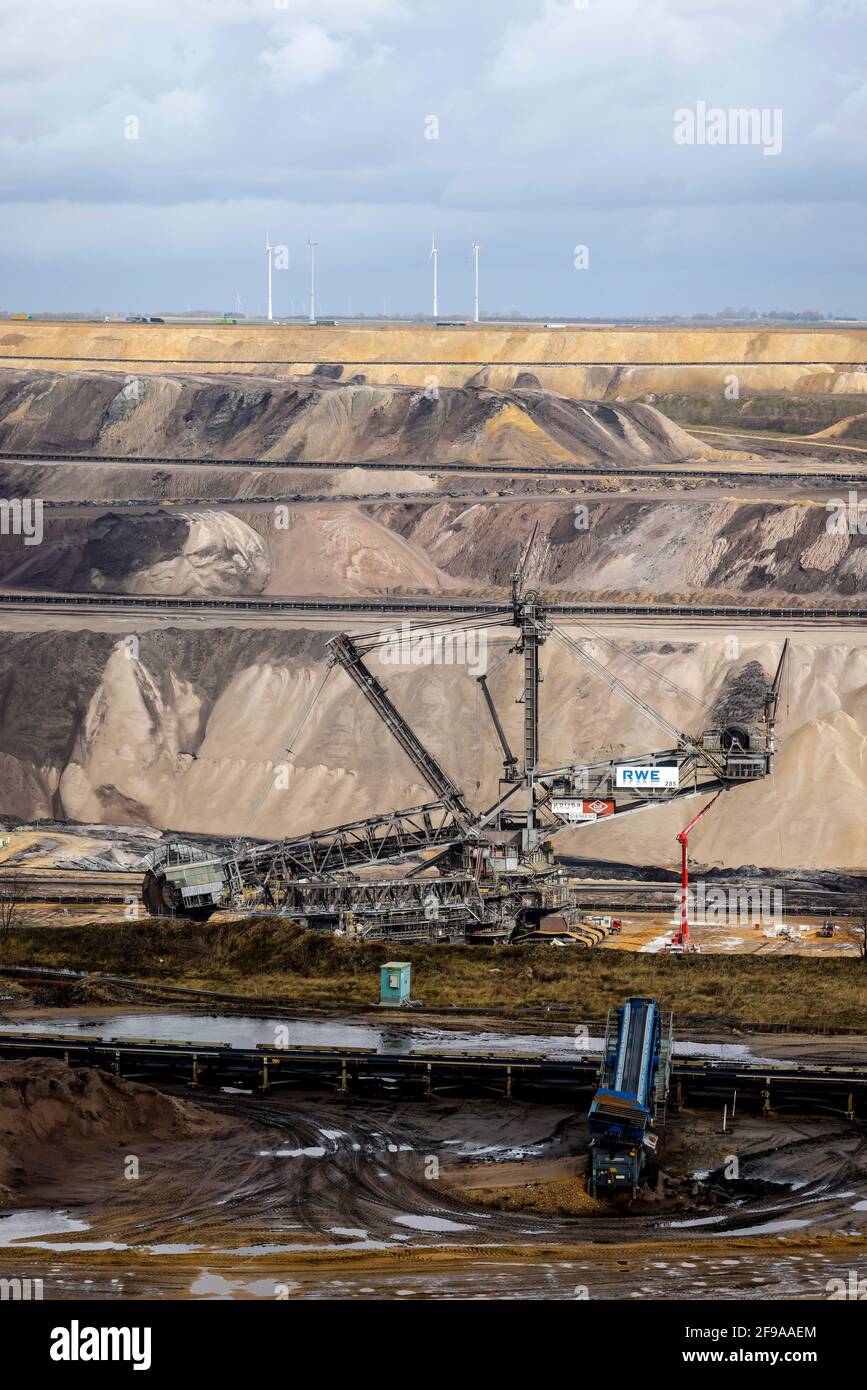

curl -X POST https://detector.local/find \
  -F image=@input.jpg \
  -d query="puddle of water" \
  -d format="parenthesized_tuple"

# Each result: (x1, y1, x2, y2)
(0, 1011, 788, 1064)
(638, 933, 676, 954)
(393, 1214, 475, 1233)
(672, 1040, 777, 1062)
(0, 1012, 383, 1051)
(0, 1209, 89, 1246)
(190, 1272, 288, 1298)
(662, 1213, 728, 1229)
(724, 1218, 812, 1236)
(0, 1211, 209, 1255)
(442, 1140, 548, 1161)
(259, 1146, 327, 1159)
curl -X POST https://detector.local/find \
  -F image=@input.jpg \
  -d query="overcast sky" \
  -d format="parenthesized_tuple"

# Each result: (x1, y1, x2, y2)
(1, 0, 865, 317)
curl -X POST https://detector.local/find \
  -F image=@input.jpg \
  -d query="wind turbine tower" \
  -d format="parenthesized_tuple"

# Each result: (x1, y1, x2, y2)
(430, 233, 438, 319)
(308, 235, 318, 324)
(472, 241, 480, 323)
(265, 232, 273, 322)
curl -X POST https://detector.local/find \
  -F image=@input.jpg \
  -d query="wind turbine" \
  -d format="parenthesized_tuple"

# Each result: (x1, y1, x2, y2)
(430, 233, 438, 319)
(308, 234, 318, 324)
(265, 232, 273, 322)
(472, 240, 480, 323)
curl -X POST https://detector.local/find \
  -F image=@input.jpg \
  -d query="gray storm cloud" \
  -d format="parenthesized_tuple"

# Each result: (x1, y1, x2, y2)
(0, 0, 864, 314)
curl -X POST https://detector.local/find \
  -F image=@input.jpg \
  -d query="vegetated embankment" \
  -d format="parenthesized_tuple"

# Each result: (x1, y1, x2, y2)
(2, 917, 867, 1028)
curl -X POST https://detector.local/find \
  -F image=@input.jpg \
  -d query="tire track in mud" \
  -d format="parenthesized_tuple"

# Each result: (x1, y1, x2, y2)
(199, 1096, 576, 1247)
(193, 1097, 867, 1251)
(66, 1091, 867, 1256)
(658, 1125, 867, 1240)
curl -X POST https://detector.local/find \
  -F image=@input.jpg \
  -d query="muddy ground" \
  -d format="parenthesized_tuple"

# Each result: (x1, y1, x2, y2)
(0, 1056, 864, 1300)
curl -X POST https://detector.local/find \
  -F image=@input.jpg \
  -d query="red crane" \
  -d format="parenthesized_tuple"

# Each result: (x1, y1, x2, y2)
(672, 789, 723, 949)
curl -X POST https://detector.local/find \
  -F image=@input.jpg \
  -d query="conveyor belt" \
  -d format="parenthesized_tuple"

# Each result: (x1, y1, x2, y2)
(0, 1030, 864, 1114)
(2, 448, 867, 484)
(0, 591, 863, 620)
(615, 999, 654, 1099)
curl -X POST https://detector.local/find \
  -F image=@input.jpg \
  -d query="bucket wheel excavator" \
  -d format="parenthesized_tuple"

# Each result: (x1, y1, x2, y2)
(143, 532, 787, 942)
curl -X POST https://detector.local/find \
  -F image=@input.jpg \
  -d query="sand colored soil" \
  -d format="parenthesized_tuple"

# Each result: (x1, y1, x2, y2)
(464, 1167, 600, 1217)
(0, 369, 711, 468)
(810, 412, 867, 441)
(2, 493, 865, 601)
(2, 321, 867, 367)
(0, 626, 865, 870)
(2, 324, 867, 404)
(0, 1058, 237, 1204)
(252, 505, 456, 596)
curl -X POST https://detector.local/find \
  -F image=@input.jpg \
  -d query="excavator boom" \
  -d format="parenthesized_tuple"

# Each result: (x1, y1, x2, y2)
(327, 632, 474, 831)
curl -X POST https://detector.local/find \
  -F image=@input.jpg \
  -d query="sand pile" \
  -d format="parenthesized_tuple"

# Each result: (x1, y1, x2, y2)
(0, 508, 270, 597)
(3, 495, 862, 602)
(0, 369, 716, 469)
(374, 497, 867, 600)
(252, 505, 455, 596)
(0, 627, 864, 871)
(0, 1058, 235, 1204)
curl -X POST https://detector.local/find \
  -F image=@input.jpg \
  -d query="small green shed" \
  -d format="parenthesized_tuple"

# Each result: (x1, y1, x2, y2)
(380, 961, 411, 1007)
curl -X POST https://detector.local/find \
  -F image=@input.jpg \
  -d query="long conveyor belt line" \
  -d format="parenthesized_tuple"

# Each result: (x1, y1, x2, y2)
(1, 447, 866, 483)
(0, 592, 863, 619)
(0, 1031, 864, 1113)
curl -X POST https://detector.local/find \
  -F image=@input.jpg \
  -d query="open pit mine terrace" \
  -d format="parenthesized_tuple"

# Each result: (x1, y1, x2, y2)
(2, 320, 866, 933)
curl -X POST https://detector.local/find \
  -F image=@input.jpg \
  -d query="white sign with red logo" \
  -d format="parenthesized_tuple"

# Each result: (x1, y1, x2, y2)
(551, 798, 615, 823)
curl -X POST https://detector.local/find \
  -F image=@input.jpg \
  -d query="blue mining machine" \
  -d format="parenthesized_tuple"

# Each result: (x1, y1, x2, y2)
(588, 997, 673, 1197)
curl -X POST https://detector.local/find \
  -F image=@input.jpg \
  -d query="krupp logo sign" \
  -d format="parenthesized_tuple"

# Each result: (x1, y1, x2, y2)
(615, 766, 679, 789)
(551, 798, 614, 822)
